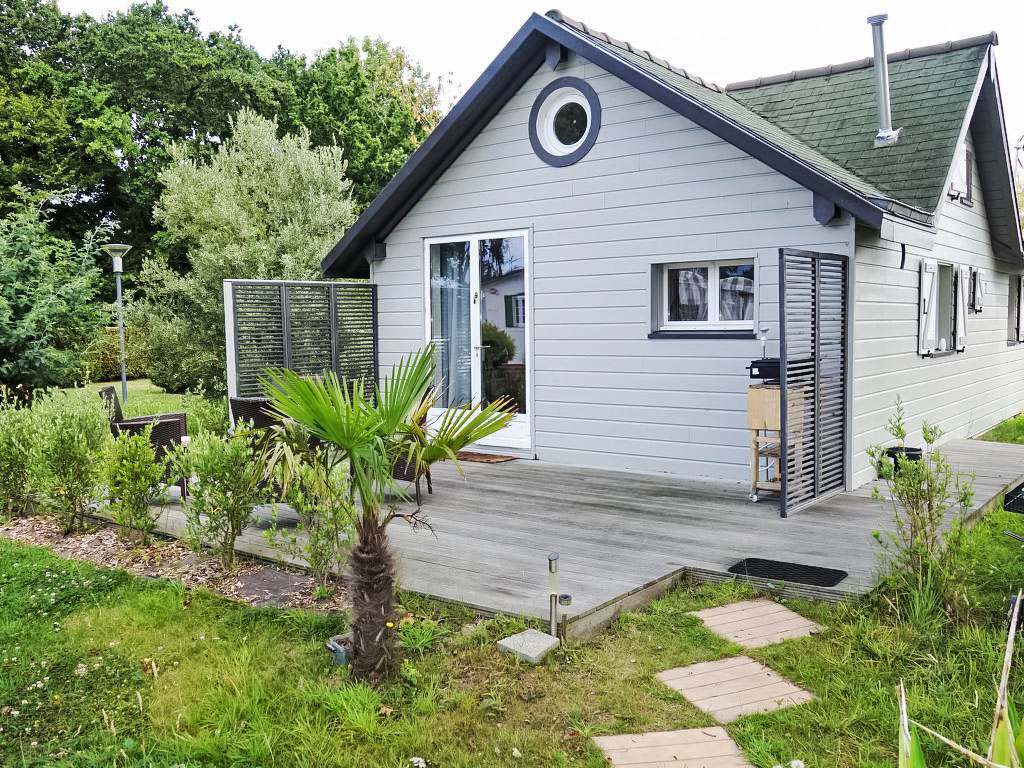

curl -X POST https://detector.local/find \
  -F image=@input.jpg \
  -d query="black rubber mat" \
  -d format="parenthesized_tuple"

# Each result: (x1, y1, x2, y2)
(1005, 482, 1024, 514)
(727, 557, 848, 587)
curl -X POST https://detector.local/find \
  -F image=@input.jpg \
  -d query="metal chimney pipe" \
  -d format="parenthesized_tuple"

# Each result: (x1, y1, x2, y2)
(868, 14, 901, 147)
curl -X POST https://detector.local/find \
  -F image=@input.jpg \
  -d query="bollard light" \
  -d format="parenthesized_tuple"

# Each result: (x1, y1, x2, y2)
(101, 244, 132, 403)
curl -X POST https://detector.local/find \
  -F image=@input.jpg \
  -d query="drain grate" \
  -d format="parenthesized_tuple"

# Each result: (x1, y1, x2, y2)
(728, 558, 848, 588)
(1005, 482, 1024, 514)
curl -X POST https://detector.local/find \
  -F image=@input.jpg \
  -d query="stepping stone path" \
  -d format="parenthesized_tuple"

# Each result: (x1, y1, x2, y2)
(657, 655, 814, 723)
(594, 599, 819, 766)
(593, 727, 754, 768)
(689, 599, 821, 649)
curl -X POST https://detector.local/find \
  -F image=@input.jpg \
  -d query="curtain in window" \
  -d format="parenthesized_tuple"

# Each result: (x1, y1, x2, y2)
(671, 267, 708, 321)
(430, 242, 472, 407)
(720, 275, 754, 321)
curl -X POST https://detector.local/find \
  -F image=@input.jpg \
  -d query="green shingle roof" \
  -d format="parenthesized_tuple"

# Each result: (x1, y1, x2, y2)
(552, 11, 992, 215)
(728, 45, 988, 212)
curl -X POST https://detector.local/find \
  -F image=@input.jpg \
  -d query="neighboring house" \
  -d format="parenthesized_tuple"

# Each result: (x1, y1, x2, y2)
(322, 10, 1023, 513)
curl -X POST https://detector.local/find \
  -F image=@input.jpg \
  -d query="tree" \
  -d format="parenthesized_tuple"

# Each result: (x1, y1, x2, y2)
(275, 38, 442, 209)
(0, 193, 109, 389)
(264, 348, 514, 684)
(0, 1, 292, 281)
(131, 109, 355, 393)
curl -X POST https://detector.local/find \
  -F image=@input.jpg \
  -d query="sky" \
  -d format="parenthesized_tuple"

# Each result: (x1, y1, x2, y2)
(59, 0, 1024, 167)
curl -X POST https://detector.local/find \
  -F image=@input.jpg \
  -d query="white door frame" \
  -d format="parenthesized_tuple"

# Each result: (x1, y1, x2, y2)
(422, 229, 532, 450)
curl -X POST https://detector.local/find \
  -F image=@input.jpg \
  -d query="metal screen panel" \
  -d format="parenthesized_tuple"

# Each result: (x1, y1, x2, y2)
(779, 249, 847, 516)
(233, 284, 286, 398)
(228, 280, 377, 398)
(335, 283, 378, 393)
(287, 284, 334, 378)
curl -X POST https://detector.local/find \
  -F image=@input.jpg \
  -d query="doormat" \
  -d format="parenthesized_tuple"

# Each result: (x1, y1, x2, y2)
(455, 451, 518, 463)
(1004, 482, 1024, 514)
(727, 557, 848, 588)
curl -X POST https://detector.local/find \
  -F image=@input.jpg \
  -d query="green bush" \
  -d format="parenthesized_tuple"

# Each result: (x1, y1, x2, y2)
(0, 195, 109, 389)
(0, 395, 35, 517)
(28, 389, 112, 532)
(869, 402, 974, 623)
(104, 428, 165, 544)
(83, 326, 150, 382)
(264, 422, 357, 592)
(169, 427, 270, 569)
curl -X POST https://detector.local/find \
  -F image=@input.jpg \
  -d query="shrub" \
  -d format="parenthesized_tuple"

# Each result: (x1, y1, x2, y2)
(83, 326, 150, 382)
(169, 427, 269, 569)
(0, 394, 35, 517)
(0, 194, 109, 389)
(29, 389, 112, 532)
(181, 392, 230, 435)
(104, 428, 165, 544)
(869, 405, 974, 623)
(264, 422, 356, 592)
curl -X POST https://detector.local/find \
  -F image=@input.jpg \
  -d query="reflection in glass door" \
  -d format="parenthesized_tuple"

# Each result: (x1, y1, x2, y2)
(428, 240, 473, 407)
(426, 232, 529, 446)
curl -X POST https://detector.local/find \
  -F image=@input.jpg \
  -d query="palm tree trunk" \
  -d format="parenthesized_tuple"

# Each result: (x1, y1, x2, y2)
(349, 512, 398, 685)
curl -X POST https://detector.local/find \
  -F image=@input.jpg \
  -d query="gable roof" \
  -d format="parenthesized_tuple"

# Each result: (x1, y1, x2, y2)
(727, 39, 990, 212)
(323, 11, 1020, 278)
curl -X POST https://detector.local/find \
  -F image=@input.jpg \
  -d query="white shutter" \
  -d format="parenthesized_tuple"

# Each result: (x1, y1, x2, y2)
(919, 259, 938, 355)
(955, 265, 969, 351)
(1017, 276, 1024, 343)
(972, 268, 985, 312)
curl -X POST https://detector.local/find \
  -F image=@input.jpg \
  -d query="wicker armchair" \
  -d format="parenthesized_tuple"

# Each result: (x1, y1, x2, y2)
(98, 386, 188, 493)
(229, 397, 279, 430)
(392, 454, 432, 506)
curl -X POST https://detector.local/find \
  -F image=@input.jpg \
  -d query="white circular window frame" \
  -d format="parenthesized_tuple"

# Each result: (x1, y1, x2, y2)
(536, 88, 591, 157)
(528, 76, 602, 168)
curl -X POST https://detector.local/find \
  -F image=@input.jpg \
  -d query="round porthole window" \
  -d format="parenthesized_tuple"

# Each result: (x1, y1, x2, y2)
(529, 77, 601, 167)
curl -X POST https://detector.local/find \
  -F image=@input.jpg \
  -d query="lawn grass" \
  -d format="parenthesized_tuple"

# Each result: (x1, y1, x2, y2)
(980, 410, 1024, 445)
(76, 379, 229, 434)
(5, 509, 1024, 766)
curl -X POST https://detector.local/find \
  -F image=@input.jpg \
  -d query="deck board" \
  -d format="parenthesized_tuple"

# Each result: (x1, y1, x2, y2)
(148, 438, 1024, 630)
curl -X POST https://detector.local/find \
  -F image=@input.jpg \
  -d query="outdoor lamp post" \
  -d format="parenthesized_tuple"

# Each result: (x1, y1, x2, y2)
(101, 243, 132, 403)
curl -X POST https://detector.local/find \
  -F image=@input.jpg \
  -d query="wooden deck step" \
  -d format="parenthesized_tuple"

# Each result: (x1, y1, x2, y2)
(690, 599, 821, 649)
(592, 727, 754, 767)
(656, 655, 814, 723)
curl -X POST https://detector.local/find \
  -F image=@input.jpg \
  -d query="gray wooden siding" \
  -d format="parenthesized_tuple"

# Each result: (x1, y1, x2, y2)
(375, 52, 852, 482)
(851, 131, 1024, 486)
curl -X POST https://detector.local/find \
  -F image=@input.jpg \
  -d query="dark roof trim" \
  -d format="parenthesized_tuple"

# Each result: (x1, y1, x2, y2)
(971, 53, 1024, 261)
(727, 32, 998, 91)
(322, 16, 550, 277)
(540, 16, 887, 227)
(323, 12, 892, 277)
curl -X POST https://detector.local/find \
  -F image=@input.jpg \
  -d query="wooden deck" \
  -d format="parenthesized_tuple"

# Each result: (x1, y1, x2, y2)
(150, 438, 1024, 637)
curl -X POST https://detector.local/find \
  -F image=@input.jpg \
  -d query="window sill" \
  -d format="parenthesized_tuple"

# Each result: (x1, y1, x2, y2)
(923, 350, 957, 358)
(649, 329, 756, 340)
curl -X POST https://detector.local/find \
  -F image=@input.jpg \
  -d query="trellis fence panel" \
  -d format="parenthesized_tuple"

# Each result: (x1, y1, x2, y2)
(224, 280, 377, 399)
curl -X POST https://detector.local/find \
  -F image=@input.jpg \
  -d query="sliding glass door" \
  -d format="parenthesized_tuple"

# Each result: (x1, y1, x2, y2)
(426, 231, 529, 447)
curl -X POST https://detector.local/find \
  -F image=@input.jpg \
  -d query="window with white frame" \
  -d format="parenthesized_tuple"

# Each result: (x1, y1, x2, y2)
(504, 293, 526, 328)
(919, 259, 972, 355)
(657, 259, 755, 330)
(1009, 274, 1024, 344)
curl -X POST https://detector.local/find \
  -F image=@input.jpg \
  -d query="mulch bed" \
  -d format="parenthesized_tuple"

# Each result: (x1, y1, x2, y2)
(0, 515, 350, 613)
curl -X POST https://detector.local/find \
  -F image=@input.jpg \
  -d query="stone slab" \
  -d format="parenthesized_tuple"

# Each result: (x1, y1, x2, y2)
(593, 727, 754, 767)
(496, 628, 559, 664)
(657, 655, 813, 723)
(690, 599, 821, 649)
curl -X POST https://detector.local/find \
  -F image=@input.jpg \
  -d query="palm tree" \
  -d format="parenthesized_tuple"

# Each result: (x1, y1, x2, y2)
(262, 346, 514, 684)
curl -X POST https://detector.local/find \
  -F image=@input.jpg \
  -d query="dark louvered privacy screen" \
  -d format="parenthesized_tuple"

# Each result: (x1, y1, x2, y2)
(778, 249, 848, 516)
(226, 280, 377, 398)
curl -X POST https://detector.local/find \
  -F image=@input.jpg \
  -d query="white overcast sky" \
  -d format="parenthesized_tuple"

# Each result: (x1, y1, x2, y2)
(59, 0, 1024, 166)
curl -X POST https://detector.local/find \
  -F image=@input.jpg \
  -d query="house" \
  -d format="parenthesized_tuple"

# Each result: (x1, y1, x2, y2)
(321, 10, 1023, 514)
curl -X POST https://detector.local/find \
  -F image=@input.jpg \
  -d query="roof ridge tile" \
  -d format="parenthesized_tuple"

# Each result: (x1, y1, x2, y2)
(546, 8, 723, 92)
(726, 32, 996, 91)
